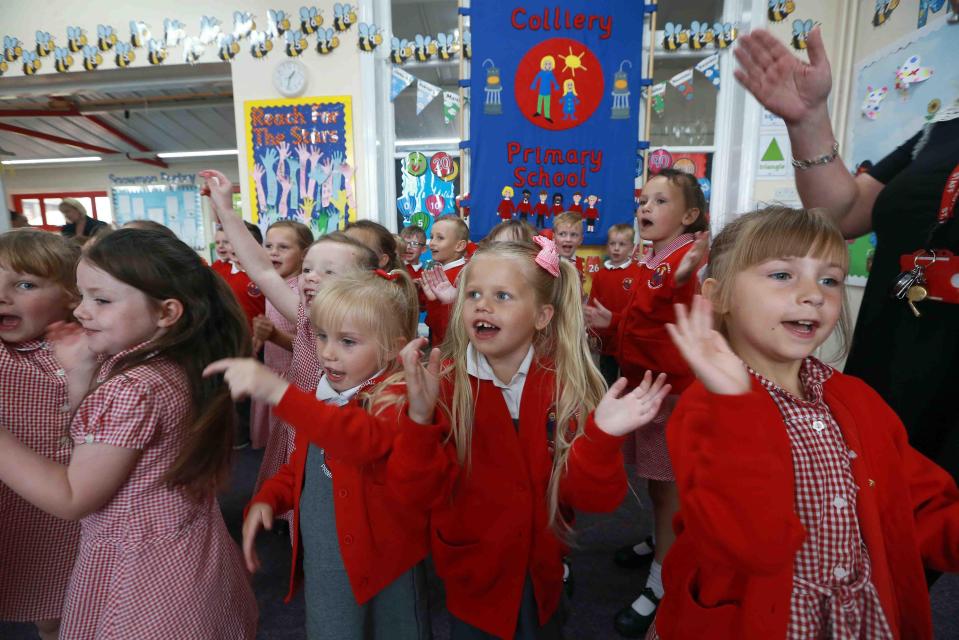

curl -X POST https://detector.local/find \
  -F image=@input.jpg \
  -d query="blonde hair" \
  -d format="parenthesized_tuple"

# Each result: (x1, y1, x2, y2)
(58, 197, 87, 217)
(539, 55, 555, 69)
(705, 206, 851, 357)
(553, 211, 583, 230)
(0, 228, 80, 300)
(607, 223, 635, 243)
(501, 186, 514, 198)
(440, 241, 605, 535)
(482, 219, 537, 246)
(309, 269, 419, 388)
(433, 214, 470, 243)
(563, 79, 577, 95)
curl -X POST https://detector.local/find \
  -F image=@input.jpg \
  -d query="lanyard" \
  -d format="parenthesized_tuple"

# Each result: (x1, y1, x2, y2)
(937, 162, 959, 224)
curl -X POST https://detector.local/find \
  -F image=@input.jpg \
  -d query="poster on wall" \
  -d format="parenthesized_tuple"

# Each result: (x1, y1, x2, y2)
(244, 96, 357, 238)
(468, 2, 644, 242)
(395, 151, 460, 265)
(111, 182, 205, 250)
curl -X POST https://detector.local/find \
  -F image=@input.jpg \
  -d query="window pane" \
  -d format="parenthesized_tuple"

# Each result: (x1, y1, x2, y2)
(657, 0, 724, 28)
(19, 199, 42, 226)
(43, 198, 65, 226)
(95, 197, 113, 224)
(394, 77, 461, 141)
(649, 56, 718, 147)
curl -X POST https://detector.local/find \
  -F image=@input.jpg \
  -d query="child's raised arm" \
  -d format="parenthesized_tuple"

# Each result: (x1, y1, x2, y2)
(199, 169, 299, 323)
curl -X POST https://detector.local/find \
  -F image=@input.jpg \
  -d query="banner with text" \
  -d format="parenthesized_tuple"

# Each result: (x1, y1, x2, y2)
(469, 2, 643, 242)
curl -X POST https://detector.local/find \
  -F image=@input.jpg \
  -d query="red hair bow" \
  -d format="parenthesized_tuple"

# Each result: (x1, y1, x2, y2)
(375, 269, 399, 281)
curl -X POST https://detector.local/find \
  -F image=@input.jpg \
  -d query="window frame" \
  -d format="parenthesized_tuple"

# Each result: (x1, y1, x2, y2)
(12, 190, 109, 232)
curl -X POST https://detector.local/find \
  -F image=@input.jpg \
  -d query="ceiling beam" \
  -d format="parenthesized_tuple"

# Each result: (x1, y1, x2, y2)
(83, 115, 168, 168)
(0, 122, 168, 169)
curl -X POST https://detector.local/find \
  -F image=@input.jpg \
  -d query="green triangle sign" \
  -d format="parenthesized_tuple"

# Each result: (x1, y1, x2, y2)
(762, 138, 785, 162)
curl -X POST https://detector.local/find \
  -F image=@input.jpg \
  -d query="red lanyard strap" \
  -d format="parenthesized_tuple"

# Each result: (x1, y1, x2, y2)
(938, 162, 959, 224)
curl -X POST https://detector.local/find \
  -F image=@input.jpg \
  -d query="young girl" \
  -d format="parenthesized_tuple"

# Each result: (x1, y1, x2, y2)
(250, 220, 312, 449)
(396, 238, 672, 639)
(656, 206, 959, 639)
(0, 229, 257, 639)
(345, 219, 402, 271)
(205, 269, 434, 640)
(585, 168, 708, 636)
(0, 230, 81, 640)
(199, 169, 378, 512)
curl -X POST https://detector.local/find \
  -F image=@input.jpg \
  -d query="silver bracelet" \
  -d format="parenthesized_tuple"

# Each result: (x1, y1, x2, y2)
(791, 142, 840, 170)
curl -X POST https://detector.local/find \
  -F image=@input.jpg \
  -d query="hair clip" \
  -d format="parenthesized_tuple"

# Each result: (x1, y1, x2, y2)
(532, 235, 560, 277)
(374, 268, 399, 281)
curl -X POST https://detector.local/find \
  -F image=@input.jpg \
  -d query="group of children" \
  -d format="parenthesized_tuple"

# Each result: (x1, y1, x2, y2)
(1, 165, 958, 640)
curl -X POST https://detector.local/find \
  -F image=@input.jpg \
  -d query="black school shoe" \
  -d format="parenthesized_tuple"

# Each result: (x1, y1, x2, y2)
(613, 587, 660, 638)
(613, 535, 655, 569)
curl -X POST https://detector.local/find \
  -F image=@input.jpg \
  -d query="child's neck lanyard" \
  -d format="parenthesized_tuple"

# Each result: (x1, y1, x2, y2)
(926, 162, 959, 248)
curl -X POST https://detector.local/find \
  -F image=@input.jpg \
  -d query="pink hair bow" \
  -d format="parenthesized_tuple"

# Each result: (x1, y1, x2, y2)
(532, 235, 560, 278)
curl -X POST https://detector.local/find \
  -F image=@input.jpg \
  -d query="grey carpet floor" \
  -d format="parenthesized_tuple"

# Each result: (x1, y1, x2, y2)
(3, 447, 958, 639)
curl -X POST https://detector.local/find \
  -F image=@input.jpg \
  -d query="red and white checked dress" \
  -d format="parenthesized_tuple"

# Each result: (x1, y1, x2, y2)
(0, 338, 81, 622)
(753, 358, 893, 640)
(60, 346, 257, 640)
(251, 276, 298, 449)
(255, 301, 321, 496)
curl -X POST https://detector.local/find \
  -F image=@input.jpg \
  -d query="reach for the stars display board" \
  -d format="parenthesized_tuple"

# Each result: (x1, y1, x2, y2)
(468, 3, 644, 242)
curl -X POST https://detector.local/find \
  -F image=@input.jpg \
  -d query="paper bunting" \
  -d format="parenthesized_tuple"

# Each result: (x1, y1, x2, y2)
(390, 66, 415, 101)
(695, 54, 720, 88)
(443, 90, 461, 124)
(650, 82, 666, 115)
(416, 78, 441, 115)
(669, 68, 694, 101)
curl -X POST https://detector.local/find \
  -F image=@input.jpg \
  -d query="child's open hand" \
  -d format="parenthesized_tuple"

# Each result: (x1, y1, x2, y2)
(198, 169, 236, 215)
(203, 358, 289, 405)
(242, 502, 273, 573)
(46, 321, 97, 373)
(675, 231, 709, 286)
(584, 300, 612, 330)
(399, 337, 441, 425)
(666, 295, 750, 395)
(252, 314, 275, 342)
(594, 371, 671, 437)
(421, 266, 457, 304)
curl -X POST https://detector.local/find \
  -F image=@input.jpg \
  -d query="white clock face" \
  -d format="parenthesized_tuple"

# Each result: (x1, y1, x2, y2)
(273, 61, 307, 97)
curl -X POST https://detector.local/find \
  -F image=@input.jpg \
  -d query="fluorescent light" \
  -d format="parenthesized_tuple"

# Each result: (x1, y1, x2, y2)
(395, 138, 460, 148)
(1, 156, 102, 165)
(156, 149, 238, 158)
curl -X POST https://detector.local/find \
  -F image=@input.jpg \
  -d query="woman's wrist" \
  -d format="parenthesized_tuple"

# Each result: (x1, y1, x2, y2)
(786, 105, 835, 158)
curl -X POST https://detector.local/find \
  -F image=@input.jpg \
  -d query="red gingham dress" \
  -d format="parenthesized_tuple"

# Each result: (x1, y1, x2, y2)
(0, 338, 81, 622)
(753, 358, 893, 640)
(255, 301, 321, 499)
(60, 347, 257, 639)
(251, 276, 298, 449)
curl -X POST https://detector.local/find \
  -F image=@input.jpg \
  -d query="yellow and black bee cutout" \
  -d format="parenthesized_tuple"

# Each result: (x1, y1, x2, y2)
(873, 0, 900, 26)
(284, 29, 308, 57)
(712, 22, 738, 49)
(129, 21, 150, 48)
(299, 6, 323, 35)
(3, 36, 23, 63)
(22, 51, 41, 75)
(163, 19, 186, 49)
(115, 42, 135, 67)
(182, 36, 206, 65)
(267, 10, 291, 38)
(66, 26, 87, 53)
(436, 32, 454, 60)
(53, 46, 73, 72)
(460, 30, 471, 60)
(413, 34, 437, 62)
(249, 30, 273, 58)
(217, 34, 241, 61)
(688, 21, 714, 50)
(147, 38, 167, 65)
(333, 3, 357, 32)
(389, 37, 412, 64)
(96, 25, 117, 52)
(232, 11, 255, 41)
(0, 59, 7, 76)
(791, 19, 814, 50)
(768, 0, 796, 23)
(82, 45, 103, 70)
(35, 31, 55, 57)
(357, 23, 383, 52)
(316, 27, 339, 55)
(662, 23, 689, 51)
(199, 16, 222, 46)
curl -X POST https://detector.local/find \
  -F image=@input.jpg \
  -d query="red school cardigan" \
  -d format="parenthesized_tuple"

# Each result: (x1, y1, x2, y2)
(423, 261, 465, 345)
(388, 359, 629, 639)
(657, 373, 959, 640)
(248, 382, 444, 605)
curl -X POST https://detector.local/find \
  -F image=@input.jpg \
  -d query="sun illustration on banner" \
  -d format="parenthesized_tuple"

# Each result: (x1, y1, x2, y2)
(514, 37, 604, 132)
(559, 46, 587, 76)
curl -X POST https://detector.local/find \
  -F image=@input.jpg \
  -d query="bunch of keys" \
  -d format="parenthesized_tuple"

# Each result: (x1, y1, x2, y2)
(890, 261, 928, 317)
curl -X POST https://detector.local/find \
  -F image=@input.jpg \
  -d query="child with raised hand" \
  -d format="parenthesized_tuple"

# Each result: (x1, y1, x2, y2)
(584, 168, 708, 637)
(0, 230, 81, 640)
(654, 206, 959, 640)
(0, 229, 257, 639)
(250, 220, 312, 449)
(394, 238, 671, 639)
(204, 269, 435, 640)
(200, 169, 378, 501)
(420, 214, 470, 345)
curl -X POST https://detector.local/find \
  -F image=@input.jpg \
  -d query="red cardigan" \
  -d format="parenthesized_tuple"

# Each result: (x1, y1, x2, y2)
(658, 373, 959, 639)
(587, 262, 642, 356)
(248, 383, 442, 605)
(389, 359, 628, 639)
(423, 261, 465, 346)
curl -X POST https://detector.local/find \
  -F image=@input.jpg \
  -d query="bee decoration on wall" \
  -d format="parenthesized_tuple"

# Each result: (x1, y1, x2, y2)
(35, 31, 55, 57)
(22, 50, 41, 74)
(873, 0, 901, 26)
(768, 0, 796, 23)
(712, 22, 738, 49)
(147, 38, 168, 65)
(333, 3, 357, 32)
(316, 27, 339, 55)
(81, 45, 102, 71)
(182, 36, 206, 65)
(285, 30, 308, 57)
(233, 12, 255, 40)
(96, 25, 117, 52)
(791, 19, 814, 50)
(267, 10, 291, 39)
(3, 36, 23, 63)
(436, 32, 454, 60)
(390, 37, 412, 64)
(688, 21, 714, 49)
(0, 59, 7, 77)
(163, 19, 186, 48)
(358, 23, 383, 52)
(199, 16, 222, 46)
(217, 34, 241, 61)
(460, 30, 471, 60)
(66, 26, 87, 53)
(115, 42, 135, 67)
(662, 23, 689, 51)
(413, 33, 436, 62)
(249, 30, 273, 58)
(299, 7, 323, 35)
(53, 46, 73, 72)
(129, 21, 150, 48)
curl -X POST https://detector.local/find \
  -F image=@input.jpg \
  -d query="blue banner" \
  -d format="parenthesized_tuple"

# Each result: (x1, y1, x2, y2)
(468, 2, 643, 242)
